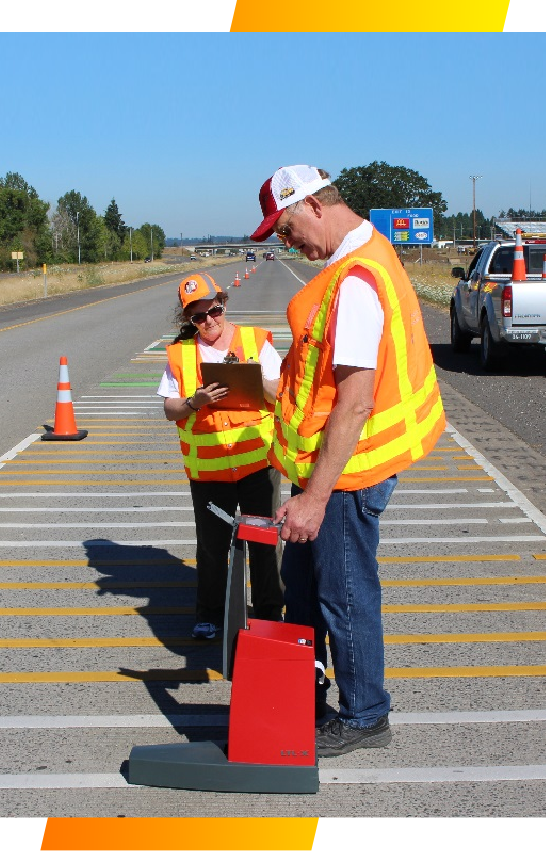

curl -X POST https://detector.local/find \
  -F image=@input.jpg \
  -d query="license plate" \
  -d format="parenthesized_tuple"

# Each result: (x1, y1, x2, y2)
(511, 331, 534, 341)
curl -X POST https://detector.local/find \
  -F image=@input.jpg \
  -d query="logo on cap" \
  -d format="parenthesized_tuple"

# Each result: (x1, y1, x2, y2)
(280, 187, 295, 200)
(184, 280, 198, 294)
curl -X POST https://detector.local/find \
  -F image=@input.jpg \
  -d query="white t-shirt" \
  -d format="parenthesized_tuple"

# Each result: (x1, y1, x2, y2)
(157, 337, 281, 399)
(326, 220, 384, 369)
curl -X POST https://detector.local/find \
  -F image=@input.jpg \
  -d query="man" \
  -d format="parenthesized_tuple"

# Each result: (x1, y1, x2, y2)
(250, 165, 445, 757)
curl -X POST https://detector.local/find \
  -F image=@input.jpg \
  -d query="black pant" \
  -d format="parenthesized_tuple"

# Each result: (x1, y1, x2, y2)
(189, 467, 284, 625)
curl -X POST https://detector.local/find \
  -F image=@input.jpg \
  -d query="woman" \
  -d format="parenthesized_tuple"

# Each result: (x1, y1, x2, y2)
(157, 272, 284, 640)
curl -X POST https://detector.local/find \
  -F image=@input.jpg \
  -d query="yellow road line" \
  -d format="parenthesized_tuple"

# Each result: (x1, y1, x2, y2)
(1, 631, 544, 649)
(1, 665, 544, 684)
(384, 632, 546, 644)
(1, 602, 545, 616)
(382, 665, 546, 679)
(534, 554, 546, 560)
(0, 279, 178, 334)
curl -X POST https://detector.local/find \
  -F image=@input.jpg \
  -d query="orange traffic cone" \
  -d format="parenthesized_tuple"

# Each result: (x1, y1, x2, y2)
(244, 268, 249, 280)
(542, 253, 546, 279)
(233, 272, 241, 287)
(512, 229, 526, 281)
(252, 265, 256, 274)
(41, 356, 88, 441)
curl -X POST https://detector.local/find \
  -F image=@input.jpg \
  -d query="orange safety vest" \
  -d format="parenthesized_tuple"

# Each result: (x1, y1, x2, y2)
(167, 325, 275, 482)
(270, 228, 446, 490)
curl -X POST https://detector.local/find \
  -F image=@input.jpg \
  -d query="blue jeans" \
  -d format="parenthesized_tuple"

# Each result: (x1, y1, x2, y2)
(281, 476, 397, 728)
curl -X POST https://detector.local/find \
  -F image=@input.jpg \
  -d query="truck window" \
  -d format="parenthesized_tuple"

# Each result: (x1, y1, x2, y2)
(489, 247, 513, 275)
(466, 249, 483, 278)
(528, 246, 546, 274)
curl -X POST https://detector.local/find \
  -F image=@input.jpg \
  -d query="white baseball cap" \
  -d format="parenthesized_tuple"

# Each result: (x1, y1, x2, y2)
(250, 165, 331, 242)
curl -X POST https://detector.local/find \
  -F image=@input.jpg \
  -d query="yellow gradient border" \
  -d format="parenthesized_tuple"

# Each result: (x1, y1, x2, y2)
(41, 818, 318, 850)
(36, 0, 511, 31)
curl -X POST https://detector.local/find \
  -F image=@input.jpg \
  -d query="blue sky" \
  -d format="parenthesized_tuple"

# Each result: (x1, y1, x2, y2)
(1, 32, 545, 237)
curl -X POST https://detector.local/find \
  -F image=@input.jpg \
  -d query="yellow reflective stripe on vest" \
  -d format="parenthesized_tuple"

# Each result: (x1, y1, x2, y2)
(275, 396, 444, 482)
(283, 255, 427, 466)
(239, 326, 260, 361)
(177, 414, 274, 447)
(179, 341, 199, 477)
(176, 331, 272, 479)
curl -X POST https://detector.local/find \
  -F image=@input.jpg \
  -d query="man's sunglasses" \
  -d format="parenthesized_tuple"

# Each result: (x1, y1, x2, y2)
(190, 303, 225, 326)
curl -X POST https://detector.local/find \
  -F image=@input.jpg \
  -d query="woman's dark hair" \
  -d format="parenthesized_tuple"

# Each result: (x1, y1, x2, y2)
(170, 292, 229, 344)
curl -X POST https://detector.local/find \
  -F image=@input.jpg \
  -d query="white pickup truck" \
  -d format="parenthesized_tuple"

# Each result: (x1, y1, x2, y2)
(450, 237, 546, 369)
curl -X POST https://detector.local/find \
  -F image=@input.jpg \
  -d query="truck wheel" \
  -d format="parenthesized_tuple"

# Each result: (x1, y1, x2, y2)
(480, 317, 498, 371)
(450, 306, 472, 353)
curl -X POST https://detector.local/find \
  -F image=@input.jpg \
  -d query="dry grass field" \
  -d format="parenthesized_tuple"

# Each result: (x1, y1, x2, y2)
(0, 254, 237, 308)
(0, 249, 461, 310)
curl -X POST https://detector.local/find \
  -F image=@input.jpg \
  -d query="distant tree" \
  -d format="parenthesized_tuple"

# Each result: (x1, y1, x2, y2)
(334, 162, 447, 226)
(53, 190, 102, 263)
(136, 222, 166, 259)
(0, 171, 51, 268)
(104, 198, 127, 243)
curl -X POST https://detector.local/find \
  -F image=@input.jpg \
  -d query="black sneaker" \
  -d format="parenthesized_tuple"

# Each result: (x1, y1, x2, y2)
(315, 715, 391, 757)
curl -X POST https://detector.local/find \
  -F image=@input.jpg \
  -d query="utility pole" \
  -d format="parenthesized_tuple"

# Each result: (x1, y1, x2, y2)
(129, 227, 133, 263)
(150, 227, 153, 262)
(76, 211, 81, 264)
(469, 175, 482, 249)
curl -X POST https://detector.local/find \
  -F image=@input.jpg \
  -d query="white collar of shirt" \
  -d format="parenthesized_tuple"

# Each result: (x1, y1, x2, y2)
(325, 219, 373, 267)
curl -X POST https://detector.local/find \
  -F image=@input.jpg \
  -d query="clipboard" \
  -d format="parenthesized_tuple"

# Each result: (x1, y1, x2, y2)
(200, 361, 265, 410)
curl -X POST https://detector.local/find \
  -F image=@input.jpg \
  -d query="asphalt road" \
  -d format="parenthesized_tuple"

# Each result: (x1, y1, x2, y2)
(0, 258, 544, 819)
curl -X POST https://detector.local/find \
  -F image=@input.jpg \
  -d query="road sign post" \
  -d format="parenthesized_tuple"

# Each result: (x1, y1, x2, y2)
(11, 251, 23, 273)
(43, 263, 48, 298)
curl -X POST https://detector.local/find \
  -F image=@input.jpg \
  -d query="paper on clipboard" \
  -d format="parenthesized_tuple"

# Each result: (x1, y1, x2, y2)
(200, 361, 265, 410)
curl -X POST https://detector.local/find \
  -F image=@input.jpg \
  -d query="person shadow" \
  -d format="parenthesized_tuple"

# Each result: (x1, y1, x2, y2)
(83, 538, 230, 746)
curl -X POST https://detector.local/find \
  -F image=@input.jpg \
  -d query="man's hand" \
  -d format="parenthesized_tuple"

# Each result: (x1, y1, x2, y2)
(275, 366, 375, 542)
(275, 490, 327, 543)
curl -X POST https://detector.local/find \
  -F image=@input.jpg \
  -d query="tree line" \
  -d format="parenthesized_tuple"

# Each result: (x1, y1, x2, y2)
(334, 162, 546, 242)
(3, 166, 545, 271)
(0, 172, 165, 270)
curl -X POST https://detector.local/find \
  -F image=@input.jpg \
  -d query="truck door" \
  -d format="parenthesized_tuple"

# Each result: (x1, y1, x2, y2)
(461, 249, 484, 331)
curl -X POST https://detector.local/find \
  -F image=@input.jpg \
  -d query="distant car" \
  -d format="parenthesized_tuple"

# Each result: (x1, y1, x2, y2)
(190, 255, 197, 261)
(246, 251, 256, 262)
(264, 251, 275, 261)
(144, 257, 152, 263)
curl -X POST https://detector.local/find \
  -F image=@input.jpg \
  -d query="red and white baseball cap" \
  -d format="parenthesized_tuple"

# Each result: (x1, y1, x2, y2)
(178, 273, 222, 309)
(250, 165, 331, 242)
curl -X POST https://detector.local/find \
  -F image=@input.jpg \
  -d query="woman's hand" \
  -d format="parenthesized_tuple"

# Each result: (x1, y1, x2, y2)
(193, 382, 230, 408)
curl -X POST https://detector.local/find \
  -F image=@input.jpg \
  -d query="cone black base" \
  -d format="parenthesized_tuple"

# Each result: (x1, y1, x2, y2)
(41, 429, 88, 441)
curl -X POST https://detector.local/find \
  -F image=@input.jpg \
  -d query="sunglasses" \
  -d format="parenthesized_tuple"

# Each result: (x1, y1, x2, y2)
(190, 303, 225, 325)
(275, 220, 294, 243)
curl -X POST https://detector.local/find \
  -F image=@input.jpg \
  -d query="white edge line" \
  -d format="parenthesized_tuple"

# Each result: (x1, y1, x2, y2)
(1, 709, 545, 729)
(319, 765, 546, 784)
(0, 435, 41, 470)
(2, 765, 546, 788)
(448, 424, 546, 535)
